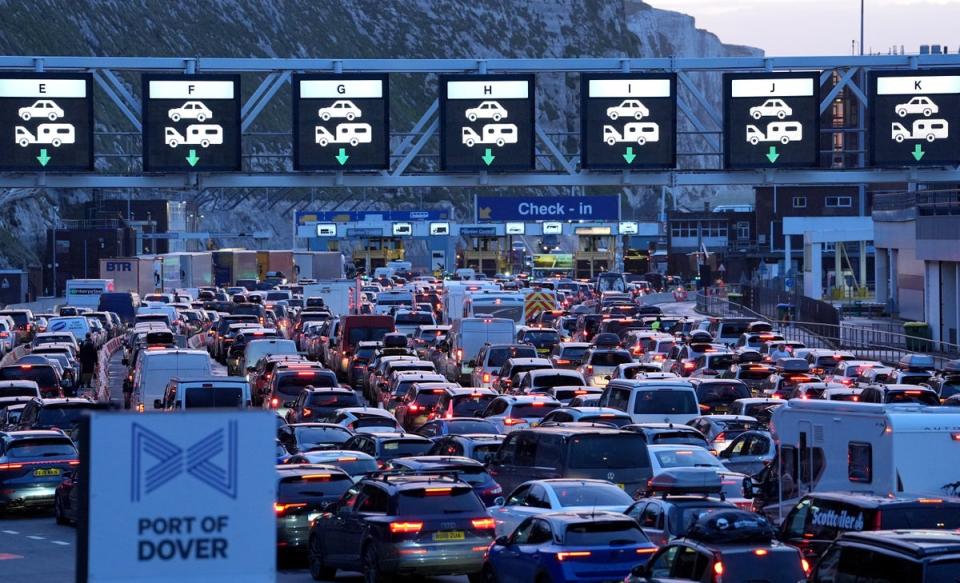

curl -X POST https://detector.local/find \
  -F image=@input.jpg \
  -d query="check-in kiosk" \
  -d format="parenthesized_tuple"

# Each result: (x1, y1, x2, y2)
(458, 225, 507, 277)
(573, 225, 616, 279)
(327, 227, 404, 274)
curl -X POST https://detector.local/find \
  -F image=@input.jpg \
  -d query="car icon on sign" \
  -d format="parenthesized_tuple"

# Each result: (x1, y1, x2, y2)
(18, 100, 65, 121)
(606, 99, 649, 121)
(168, 101, 213, 123)
(318, 100, 362, 121)
(750, 99, 792, 120)
(895, 96, 938, 118)
(465, 101, 508, 122)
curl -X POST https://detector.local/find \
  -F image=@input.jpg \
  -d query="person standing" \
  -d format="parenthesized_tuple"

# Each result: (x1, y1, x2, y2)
(79, 333, 98, 389)
(651, 316, 662, 332)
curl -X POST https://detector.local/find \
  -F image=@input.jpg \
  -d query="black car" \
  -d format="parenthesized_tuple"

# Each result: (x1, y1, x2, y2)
(275, 464, 355, 555)
(0, 430, 78, 511)
(278, 423, 354, 454)
(17, 398, 110, 432)
(384, 455, 503, 505)
(285, 386, 360, 424)
(426, 433, 506, 463)
(810, 530, 960, 583)
(307, 473, 495, 581)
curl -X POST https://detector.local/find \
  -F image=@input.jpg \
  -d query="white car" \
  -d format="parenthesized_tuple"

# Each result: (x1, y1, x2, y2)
(606, 99, 649, 120)
(895, 96, 938, 118)
(749, 99, 792, 119)
(168, 101, 213, 122)
(318, 100, 361, 121)
(18, 100, 64, 121)
(488, 479, 634, 536)
(329, 407, 402, 434)
(465, 101, 507, 122)
(647, 444, 753, 509)
(478, 395, 561, 433)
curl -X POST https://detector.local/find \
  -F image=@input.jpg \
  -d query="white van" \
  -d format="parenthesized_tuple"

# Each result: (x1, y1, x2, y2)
(374, 290, 415, 315)
(449, 317, 516, 383)
(138, 304, 178, 326)
(159, 377, 251, 410)
(133, 349, 212, 412)
(598, 379, 700, 424)
(46, 316, 92, 341)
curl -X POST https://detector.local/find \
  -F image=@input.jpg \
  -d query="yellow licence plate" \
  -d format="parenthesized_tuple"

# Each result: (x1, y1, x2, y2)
(617, 483, 625, 489)
(433, 531, 465, 541)
(34, 468, 61, 477)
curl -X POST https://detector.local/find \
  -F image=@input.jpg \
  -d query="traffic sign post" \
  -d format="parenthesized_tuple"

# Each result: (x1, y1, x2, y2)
(78, 411, 275, 583)
(580, 73, 677, 169)
(142, 75, 242, 172)
(293, 74, 390, 170)
(440, 74, 535, 171)
(723, 72, 820, 168)
(868, 69, 960, 166)
(0, 73, 94, 171)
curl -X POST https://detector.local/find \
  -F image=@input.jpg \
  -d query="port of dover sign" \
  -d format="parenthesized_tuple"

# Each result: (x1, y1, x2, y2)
(78, 411, 275, 583)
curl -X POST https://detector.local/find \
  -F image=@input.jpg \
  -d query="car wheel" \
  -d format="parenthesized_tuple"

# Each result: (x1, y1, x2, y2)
(923, 108, 932, 117)
(468, 113, 478, 122)
(197, 114, 206, 122)
(20, 112, 31, 121)
(894, 134, 904, 143)
(493, 113, 502, 121)
(474, 565, 497, 583)
(171, 113, 181, 122)
(321, 113, 331, 121)
(48, 113, 58, 121)
(605, 138, 616, 146)
(54, 495, 68, 525)
(308, 534, 336, 581)
(609, 112, 618, 120)
(363, 545, 393, 583)
(777, 110, 786, 119)
(18, 139, 29, 148)
(749, 137, 759, 145)
(751, 111, 761, 120)
(634, 112, 643, 120)
(536, 572, 554, 583)
(169, 140, 179, 148)
(465, 139, 475, 147)
(346, 113, 355, 121)
(896, 108, 907, 117)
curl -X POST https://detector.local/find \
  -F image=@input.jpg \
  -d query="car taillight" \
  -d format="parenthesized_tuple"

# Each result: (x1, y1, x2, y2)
(0, 463, 24, 471)
(714, 432, 726, 443)
(389, 521, 423, 534)
(636, 547, 658, 555)
(713, 560, 724, 581)
(270, 398, 279, 408)
(471, 518, 496, 530)
(482, 485, 502, 497)
(684, 361, 696, 370)
(556, 359, 569, 365)
(456, 348, 463, 361)
(482, 373, 490, 383)
(585, 365, 593, 374)
(801, 558, 811, 575)
(557, 551, 592, 560)
(302, 408, 312, 417)
(503, 417, 524, 425)
(274, 502, 306, 515)
(0, 332, 8, 338)
(408, 404, 419, 413)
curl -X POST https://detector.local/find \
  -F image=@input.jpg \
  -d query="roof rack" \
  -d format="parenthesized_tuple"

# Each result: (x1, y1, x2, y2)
(364, 470, 466, 484)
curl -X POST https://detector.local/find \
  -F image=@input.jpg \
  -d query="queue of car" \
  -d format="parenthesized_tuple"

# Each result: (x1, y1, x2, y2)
(3, 271, 960, 583)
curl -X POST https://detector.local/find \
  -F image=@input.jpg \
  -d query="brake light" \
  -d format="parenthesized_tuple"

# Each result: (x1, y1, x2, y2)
(714, 432, 726, 443)
(68, 460, 80, 466)
(557, 551, 592, 561)
(556, 359, 570, 365)
(456, 348, 463, 361)
(801, 558, 811, 575)
(274, 502, 306, 515)
(654, 354, 664, 361)
(503, 418, 524, 425)
(337, 456, 358, 462)
(0, 332, 8, 338)
(297, 372, 315, 377)
(424, 487, 452, 496)
(20, 364, 32, 369)
(302, 474, 331, 481)
(482, 373, 490, 383)
(471, 518, 496, 530)
(918, 497, 943, 503)
(531, 402, 544, 407)
(754, 549, 768, 556)
(390, 521, 423, 534)
(683, 362, 695, 370)
(713, 561, 724, 577)
(408, 404, 419, 413)
(271, 397, 279, 408)
(0, 463, 24, 470)
(585, 365, 593, 374)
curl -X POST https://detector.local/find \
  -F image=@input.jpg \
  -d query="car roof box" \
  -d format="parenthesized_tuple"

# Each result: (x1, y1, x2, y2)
(746, 321, 773, 333)
(382, 333, 408, 348)
(776, 358, 809, 372)
(591, 333, 621, 348)
(689, 331, 713, 343)
(898, 354, 935, 371)
(737, 350, 763, 364)
(686, 509, 776, 544)
(648, 468, 723, 496)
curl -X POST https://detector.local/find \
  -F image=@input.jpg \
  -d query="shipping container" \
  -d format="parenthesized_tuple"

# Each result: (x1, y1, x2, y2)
(256, 250, 295, 281)
(212, 249, 259, 286)
(99, 257, 157, 295)
(0, 270, 28, 306)
(293, 251, 345, 281)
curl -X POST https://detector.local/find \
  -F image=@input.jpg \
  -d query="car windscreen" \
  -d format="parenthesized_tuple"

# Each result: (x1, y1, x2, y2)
(533, 374, 584, 389)
(579, 415, 632, 428)
(559, 318, 578, 333)
(1, 312, 30, 327)
(293, 427, 352, 448)
(940, 380, 960, 400)
(276, 372, 337, 395)
(559, 346, 588, 360)
(445, 419, 499, 434)
(397, 486, 485, 515)
(36, 405, 95, 427)
(878, 506, 960, 529)
(381, 439, 432, 457)
(306, 392, 360, 408)
(633, 389, 698, 415)
(318, 456, 379, 476)
(395, 313, 434, 325)
(564, 521, 649, 545)
(567, 434, 650, 469)
(900, 374, 932, 386)
(509, 403, 560, 418)
(696, 383, 751, 413)
(522, 330, 560, 343)
(0, 367, 57, 387)
(184, 387, 244, 408)
(654, 448, 721, 469)
(0, 386, 38, 398)
(450, 394, 496, 417)
(354, 346, 380, 360)
(472, 305, 524, 322)
(348, 327, 393, 344)
(650, 432, 710, 447)
(588, 352, 633, 366)
(720, 321, 752, 337)
(350, 417, 398, 430)
(278, 473, 353, 500)
(553, 484, 633, 507)
(744, 403, 779, 424)
(231, 304, 264, 316)
(6, 437, 76, 458)
(887, 390, 939, 405)
(412, 392, 444, 407)
(488, 346, 537, 368)
(674, 504, 728, 534)
(376, 297, 413, 306)
(471, 443, 501, 462)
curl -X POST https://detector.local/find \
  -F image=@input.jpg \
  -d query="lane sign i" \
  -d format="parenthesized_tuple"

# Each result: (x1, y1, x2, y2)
(723, 72, 821, 168)
(0, 73, 94, 171)
(580, 73, 677, 169)
(439, 74, 536, 172)
(142, 75, 242, 172)
(868, 70, 960, 166)
(293, 74, 390, 170)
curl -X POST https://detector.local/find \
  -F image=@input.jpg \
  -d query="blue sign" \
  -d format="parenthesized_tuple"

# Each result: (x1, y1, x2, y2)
(296, 209, 448, 225)
(475, 195, 620, 222)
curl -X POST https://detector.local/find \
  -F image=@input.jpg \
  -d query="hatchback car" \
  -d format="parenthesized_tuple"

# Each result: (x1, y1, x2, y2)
(489, 478, 635, 536)
(277, 423, 354, 454)
(275, 464, 355, 555)
(479, 395, 562, 433)
(426, 433, 507, 463)
(0, 430, 78, 511)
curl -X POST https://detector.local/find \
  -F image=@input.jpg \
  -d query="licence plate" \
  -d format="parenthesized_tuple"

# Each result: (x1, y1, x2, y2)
(617, 483, 625, 489)
(433, 531, 465, 541)
(34, 468, 61, 477)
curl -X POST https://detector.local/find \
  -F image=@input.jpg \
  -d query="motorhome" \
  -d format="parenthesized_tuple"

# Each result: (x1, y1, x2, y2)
(758, 399, 960, 524)
(442, 280, 501, 325)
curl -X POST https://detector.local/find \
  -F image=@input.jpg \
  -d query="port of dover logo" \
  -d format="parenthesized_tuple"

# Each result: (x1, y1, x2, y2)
(130, 421, 239, 502)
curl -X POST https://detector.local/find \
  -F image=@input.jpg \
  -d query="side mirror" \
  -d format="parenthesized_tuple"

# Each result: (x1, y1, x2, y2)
(467, 360, 476, 368)
(283, 401, 295, 408)
(246, 366, 256, 373)
(153, 399, 163, 409)
(604, 375, 611, 381)
(494, 535, 509, 546)
(630, 564, 648, 577)
(493, 496, 506, 507)
(719, 448, 731, 459)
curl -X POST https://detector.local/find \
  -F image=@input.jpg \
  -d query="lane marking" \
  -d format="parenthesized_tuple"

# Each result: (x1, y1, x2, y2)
(51, 540, 70, 546)
(1, 530, 19, 534)
(26, 535, 45, 540)
(0, 553, 24, 560)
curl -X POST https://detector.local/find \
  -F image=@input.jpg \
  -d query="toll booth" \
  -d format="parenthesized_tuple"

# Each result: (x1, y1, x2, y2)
(457, 225, 507, 278)
(573, 225, 615, 279)
(327, 227, 405, 274)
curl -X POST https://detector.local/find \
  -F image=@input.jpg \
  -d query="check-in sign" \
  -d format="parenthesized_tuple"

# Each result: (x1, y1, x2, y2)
(79, 411, 275, 583)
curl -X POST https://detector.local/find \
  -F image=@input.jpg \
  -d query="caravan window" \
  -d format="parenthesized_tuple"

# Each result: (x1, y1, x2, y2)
(848, 442, 872, 483)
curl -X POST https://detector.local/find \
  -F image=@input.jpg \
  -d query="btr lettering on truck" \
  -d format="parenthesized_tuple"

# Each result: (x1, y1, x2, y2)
(106, 262, 133, 272)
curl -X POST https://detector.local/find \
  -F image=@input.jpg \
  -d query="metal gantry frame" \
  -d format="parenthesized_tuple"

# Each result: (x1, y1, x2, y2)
(1, 54, 960, 189)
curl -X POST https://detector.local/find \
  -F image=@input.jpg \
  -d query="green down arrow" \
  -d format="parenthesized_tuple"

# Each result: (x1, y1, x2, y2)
(912, 144, 925, 161)
(481, 148, 495, 166)
(766, 146, 780, 163)
(623, 146, 636, 164)
(336, 148, 349, 165)
(36, 148, 51, 167)
(185, 149, 200, 167)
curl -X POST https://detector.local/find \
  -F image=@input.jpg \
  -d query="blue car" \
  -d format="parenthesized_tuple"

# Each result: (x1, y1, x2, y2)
(0, 430, 78, 512)
(482, 511, 657, 583)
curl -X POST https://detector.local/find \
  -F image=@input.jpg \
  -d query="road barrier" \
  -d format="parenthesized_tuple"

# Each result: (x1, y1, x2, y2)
(94, 336, 124, 403)
(187, 333, 205, 350)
